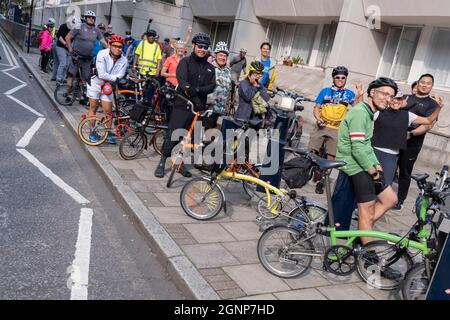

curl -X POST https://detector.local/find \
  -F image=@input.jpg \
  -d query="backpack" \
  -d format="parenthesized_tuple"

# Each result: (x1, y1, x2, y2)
(282, 156, 312, 189)
(36, 31, 44, 46)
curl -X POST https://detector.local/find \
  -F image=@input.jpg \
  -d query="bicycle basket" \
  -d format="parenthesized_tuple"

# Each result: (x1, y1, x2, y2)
(129, 103, 148, 123)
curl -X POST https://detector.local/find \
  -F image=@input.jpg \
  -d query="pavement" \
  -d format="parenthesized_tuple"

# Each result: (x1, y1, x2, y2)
(2, 28, 444, 300)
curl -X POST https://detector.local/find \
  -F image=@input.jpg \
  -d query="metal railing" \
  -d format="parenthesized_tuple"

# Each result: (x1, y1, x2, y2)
(0, 18, 41, 54)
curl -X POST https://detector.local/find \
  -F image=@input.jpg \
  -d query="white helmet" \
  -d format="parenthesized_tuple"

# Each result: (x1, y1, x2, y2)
(84, 10, 96, 18)
(214, 41, 229, 55)
(48, 18, 56, 25)
(175, 40, 185, 49)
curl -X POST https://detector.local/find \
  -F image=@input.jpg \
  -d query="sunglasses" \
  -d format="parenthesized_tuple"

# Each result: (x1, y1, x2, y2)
(196, 44, 209, 50)
(334, 76, 347, 80)
(111, 44, 123, 49)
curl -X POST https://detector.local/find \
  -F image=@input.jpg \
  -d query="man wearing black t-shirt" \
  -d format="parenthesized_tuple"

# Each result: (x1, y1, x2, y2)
(53, 22, 71, 86)
(394, 74, 444, 209)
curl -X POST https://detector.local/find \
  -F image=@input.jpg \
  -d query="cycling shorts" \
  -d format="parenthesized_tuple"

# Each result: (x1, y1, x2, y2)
(350, 171, 388, 204)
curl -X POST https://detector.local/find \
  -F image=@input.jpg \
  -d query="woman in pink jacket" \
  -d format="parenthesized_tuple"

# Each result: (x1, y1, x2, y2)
(39, 23, 54, 73)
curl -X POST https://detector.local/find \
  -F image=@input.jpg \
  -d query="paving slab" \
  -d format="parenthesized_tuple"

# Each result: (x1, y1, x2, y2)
(282, 269, 331, 290)
(222, 240, 260, 264)
(220, 222, 261, 241)
(183, 223, 236, 243)
(151, 207, 196, 224)
(274, 288, 328, 300)
(237, 294, 278, 300)
(223, 264, 291, 295)
(317, 284, 374, 300)
(154, 192, 182, 207)
(182, 244, 240, 268)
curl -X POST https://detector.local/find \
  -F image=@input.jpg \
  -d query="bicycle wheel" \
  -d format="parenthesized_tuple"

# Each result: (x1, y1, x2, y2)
(356, 240, 414, 290)
(151, 129, 165, 155)
(402, 263, 429, 300)
(258, 224, 314, 278)
(180, 177, 224, 220)
(119, 130, 147, 160)
(77, 117, 109, 146)
(54, 84, 75, 106)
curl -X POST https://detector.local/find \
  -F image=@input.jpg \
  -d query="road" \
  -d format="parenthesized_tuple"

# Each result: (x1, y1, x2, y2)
(0, 34, 184, 300)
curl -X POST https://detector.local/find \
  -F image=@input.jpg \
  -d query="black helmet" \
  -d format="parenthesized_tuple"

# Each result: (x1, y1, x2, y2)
(147, 29, 157, 37)
(332, 66, 349, 77)
(192, 32, 211, 45)
(248, 61, 265, 73)
(367, 77, 398, 96)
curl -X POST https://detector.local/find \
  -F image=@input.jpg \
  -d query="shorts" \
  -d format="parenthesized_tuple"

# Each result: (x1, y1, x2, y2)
(308, 126, 338, 156)
(67, 57, 92, 82)
(86, 78, 113, 102)
(350, 171, 388, 204)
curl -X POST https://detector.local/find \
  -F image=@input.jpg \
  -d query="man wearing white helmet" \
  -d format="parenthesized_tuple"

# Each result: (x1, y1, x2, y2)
(65, 10, 108, 103)
(205, 41, 232, 129)
(229, 48, 247, 84)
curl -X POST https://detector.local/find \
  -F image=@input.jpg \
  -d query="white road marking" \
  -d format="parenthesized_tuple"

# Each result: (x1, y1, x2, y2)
(0, 37, 13, 66)
(6, 95, 44, 117)
(69, 208, 94, 300)
(16, 117, 46, 148)
(5, 41, 18, 67)
(1, 34, 94, 301)
(16, 149, 90, 205)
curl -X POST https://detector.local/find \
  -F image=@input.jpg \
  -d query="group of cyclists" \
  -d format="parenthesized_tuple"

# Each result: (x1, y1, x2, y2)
(45, 10, 446, 254)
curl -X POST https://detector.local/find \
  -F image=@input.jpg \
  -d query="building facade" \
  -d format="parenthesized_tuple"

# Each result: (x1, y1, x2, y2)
(34, 0, 450, 166)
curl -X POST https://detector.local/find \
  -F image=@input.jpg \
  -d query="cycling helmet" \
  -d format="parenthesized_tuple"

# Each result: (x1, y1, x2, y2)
(240, 48, 247, 53)
(367, 77, 398, 96)
(147, 29, 157, 37)
(108, 34, 124, 45)
(97, 23, 106, 29)
(84, 10, 96, 18)
(248, 61, 265, 73)
(192, 32, 211, 45)
(48, 18, 56, 25)
(332, 66, 349, 77)
(214, 41, 229, 55)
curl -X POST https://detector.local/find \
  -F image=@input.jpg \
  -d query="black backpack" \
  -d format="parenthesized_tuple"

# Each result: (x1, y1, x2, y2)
(129, 103, 148, 123)
(282, 156, 312, 189)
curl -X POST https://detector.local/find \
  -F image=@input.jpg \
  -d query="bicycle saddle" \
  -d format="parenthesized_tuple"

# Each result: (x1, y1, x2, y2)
(309, 153, 346, 169)
(411, 173, 429, 182)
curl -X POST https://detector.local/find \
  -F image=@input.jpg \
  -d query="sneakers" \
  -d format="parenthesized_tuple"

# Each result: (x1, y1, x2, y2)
(315, 181, 324, 194)
(154, 157, 167, 178)
(393, 200, 404, 210)
(362, 250, 402, 281)
(88, 132, 100, 143)
(179, 164, 192, 178)
(106, 132, 117, 144)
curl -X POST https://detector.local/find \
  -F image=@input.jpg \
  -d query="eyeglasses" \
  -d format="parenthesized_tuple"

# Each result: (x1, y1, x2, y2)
(375, 89, 395, 100)
(196, 44, 209, 50)
(334, 76, 347, 80)
(111, 44, 123, 49)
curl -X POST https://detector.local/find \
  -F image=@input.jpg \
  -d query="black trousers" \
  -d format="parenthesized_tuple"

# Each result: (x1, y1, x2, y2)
(397, 146, 421, 202)
(40, 50, 50, 71)
(160, 108, 195, 158)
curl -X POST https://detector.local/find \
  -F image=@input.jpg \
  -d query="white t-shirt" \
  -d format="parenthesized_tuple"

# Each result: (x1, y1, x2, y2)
(373, 111, 418, 155)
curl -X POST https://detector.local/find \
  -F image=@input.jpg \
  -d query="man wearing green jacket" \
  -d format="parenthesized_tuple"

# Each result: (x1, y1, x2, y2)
(336, 77, 399, 245)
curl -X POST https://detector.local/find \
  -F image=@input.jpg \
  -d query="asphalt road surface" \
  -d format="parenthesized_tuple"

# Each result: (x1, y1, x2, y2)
(0, 33, 184, 300)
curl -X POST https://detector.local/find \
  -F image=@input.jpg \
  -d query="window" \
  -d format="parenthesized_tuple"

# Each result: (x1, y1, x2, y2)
(378, 26, 422, 81)
(268, 22, 317, 63)
(316, 22, 338, 68)
(159, 0, 176, 4)
(210, 21, 234, 48)
(425, 28, 450, 88)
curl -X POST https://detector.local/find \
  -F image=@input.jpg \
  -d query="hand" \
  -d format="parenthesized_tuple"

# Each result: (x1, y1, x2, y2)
(316, 119, 326, 127)
(188, 25, 193, 34)
(407, 132, 413, 140)
(354, 82, 364, 99)
(372, 171, 387, 194)
(185, 86, 198, 97)
(432, 96, 444, 108)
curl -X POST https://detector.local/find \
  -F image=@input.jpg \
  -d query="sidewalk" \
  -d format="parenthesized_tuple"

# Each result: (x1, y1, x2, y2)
(5, 32, 441, 300)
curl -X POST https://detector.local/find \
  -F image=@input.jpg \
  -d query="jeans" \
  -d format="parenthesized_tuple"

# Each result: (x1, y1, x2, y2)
(51, 40, 58, 80)
(325, 171, 357, 231)
(54, 46, 70, 83)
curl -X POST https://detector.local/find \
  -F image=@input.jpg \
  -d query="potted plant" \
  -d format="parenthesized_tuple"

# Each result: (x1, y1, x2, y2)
(283, 56, 293, 67)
